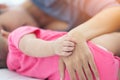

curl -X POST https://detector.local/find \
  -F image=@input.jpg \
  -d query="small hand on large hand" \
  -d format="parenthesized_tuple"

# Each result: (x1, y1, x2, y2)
(59, 41, 99, 80)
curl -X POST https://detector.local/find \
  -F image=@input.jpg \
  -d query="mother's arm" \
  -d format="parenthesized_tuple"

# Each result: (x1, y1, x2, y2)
(69, 6, 120, 40)
(59, 6, 120, 80)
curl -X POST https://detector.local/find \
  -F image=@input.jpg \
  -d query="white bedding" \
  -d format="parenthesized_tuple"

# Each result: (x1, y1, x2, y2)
(0, 0, 25, 7)
(0, 69, 42, 80)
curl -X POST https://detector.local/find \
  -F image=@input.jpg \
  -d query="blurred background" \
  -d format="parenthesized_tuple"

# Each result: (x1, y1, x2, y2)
(0, 0, 25, 7)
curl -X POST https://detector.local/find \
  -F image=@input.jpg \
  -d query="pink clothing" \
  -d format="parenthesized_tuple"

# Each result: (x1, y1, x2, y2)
(7, 26, 120, 80)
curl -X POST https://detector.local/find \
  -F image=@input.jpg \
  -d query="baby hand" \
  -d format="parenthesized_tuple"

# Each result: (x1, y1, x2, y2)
(53, 35, 76, 56)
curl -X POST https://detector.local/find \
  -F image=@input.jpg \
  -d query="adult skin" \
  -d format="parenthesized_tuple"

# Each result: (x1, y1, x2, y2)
(21, 2, 120, 80)
(22, 3, 120, 79)
(59, 6, 120, 80)
(0, 0, 120, 80)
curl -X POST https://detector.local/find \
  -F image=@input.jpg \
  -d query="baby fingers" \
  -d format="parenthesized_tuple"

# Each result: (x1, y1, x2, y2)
(63, 41, 75, 47)
(62, 46, 74, 52)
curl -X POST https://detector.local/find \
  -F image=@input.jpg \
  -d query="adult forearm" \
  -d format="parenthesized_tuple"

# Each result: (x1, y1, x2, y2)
(68, 6, 120, 41)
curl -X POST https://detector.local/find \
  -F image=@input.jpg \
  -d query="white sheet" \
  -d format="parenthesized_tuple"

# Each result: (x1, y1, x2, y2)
(0, 69, 42, 80)
(0, 0, 25, 7)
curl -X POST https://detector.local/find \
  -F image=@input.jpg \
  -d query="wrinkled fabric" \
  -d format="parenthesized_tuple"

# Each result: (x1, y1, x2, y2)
(7, 26, 120, 80)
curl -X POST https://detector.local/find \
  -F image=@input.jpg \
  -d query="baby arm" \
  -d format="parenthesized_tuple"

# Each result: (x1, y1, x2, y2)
(19, 33, 75, 57)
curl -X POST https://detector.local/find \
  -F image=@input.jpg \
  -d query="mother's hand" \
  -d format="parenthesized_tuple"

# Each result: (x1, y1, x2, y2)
(59, 39, 99, 80)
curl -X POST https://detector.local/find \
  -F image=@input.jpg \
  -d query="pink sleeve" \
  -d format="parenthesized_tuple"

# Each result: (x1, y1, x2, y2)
(8, 26, 41, 49)
(79, 0, 120, 16)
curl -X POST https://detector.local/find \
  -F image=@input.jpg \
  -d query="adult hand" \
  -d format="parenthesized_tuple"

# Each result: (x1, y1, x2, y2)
(59, 36, 99, 80)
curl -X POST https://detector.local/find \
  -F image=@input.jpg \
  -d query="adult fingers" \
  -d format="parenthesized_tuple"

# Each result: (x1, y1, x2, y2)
(59, 58, 65, 80)
(89, 54, 99, 80)
(75, 63, 86, 80)
(83, 61, 93, 80)
(66, 65, 77, 80)
(81, 42, 99, 80)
